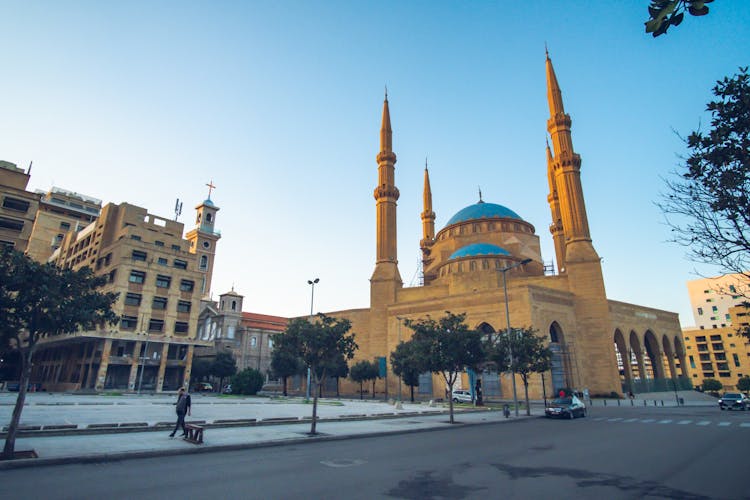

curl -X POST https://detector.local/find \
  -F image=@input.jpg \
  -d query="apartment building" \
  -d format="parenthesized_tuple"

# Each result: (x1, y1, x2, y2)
(0, 161, 39, 250)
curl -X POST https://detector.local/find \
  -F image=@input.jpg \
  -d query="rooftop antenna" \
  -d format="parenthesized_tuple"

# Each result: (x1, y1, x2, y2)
(27, 161, 33, 175)
(174, 198, 183, 221)
(478, 186, 483, 203)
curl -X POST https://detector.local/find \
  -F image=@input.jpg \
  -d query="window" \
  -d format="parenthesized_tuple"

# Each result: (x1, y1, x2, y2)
(156, 275, 171, 288)
(231, 300, 237, 311)
(148, 319, 164, 333)
(0, 217, 24, 232)
(711, 305, 718, 312)
(177, 300, 191, 313)
(157, 257, 168, 266)
(688, 355, 696, 368)
(171, 244, 181, 251)
(125, 293, 142, 306)
(108, 269, 117, 283)
(733, 353, 741, 367)
(725, 314, 731, 320)
(129, 270, 146, 284)
(60, 221, 71, 230)
(180, 279, 194, 292)
(268, 337, 274, 348)
(152, 296, 168, 310)
(199, 255, 208, 270)
(697, 308, 703, 315)
(2, 197, 30, 212)
(130, 235, 141, 241)
(729, 285, 737, 293)
(696, 336, 706, 342)
(174, 322, 189, 334)
(132, 250, 147, 261)
(250, 336, 257, 347)
(710, 335, 721, 341)
(120, 315, 138, 330)
(154, 240, 164, 247)
(173, 259, 187, 269)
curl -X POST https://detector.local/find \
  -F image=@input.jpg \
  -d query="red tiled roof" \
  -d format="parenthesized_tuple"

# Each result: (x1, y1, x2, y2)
(241, 312, 288, 332)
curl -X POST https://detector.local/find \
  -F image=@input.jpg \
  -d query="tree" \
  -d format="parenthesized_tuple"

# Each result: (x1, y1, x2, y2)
(645, 0, 713, 37)
(276, 314, 357, 434)
(211, 351, 237, 392)
(349, 360, 378, 400)
(231, 368, 264, 395)
(270, 336, 303, 396)
(189, 358, 211, 386)
(659, 67, 750, 335)
(327, 354, 349, 398)
(405, 312, 484, 424)
(702, 378, 723, 393)
(0, 248, 118, 459)
(487, 327, 552, 416)
(390, 341, 424, 402)
(736, 376, 750, 393)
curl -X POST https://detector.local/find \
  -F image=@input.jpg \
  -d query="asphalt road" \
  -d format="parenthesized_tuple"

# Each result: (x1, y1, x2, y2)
(1, 406, 747, 500)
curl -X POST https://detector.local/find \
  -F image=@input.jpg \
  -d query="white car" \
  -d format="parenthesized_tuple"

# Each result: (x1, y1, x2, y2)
(452, 389, 473, 403)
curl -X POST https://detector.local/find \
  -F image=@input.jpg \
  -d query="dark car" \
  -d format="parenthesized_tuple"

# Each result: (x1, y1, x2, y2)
(545, 395, 587, 419)
(718, 392, 749, 411)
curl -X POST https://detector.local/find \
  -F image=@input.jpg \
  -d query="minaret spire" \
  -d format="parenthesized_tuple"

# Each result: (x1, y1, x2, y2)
(380, 90, 392, 153)
(545, 50, 598, 265)
(546, 138, 565, 271)
(420, 160, 436, 285)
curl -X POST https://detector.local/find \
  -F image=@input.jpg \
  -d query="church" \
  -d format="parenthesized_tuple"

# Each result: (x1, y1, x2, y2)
(324, 53, 688, 400)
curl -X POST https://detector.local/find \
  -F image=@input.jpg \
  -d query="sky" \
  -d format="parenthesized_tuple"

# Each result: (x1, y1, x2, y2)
(1, 1, 748, 327)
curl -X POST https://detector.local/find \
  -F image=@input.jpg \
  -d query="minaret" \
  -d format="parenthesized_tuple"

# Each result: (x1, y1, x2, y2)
(420, 161, 436, 285)
(545, 50, 598, 264)
(544, 51, 620, 396)
(546, 139, 565, 272)
(370, 92, 402, 290)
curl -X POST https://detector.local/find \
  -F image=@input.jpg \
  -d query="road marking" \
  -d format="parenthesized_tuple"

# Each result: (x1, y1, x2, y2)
(717, 422, 731, 427)
(696, 421, 711, 426)
(321, 459, 367, 468)
(623, 418, 638, 423)
(740, 423, 750, 428)
(593, 417, 605, 421)
(677, 420, 692, 425)
(658, 419, 673, 424)
(641, 419, 655, 423)
(607, 418, 622, 422)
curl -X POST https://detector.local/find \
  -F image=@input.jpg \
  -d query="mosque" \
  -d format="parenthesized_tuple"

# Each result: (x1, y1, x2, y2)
(325, 53, 687, 400)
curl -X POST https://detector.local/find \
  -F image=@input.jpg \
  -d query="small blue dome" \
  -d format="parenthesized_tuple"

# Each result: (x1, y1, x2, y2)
(203, 198, 215, 207)
(449, 243, 510, 260)
(446, 201, 522, 226)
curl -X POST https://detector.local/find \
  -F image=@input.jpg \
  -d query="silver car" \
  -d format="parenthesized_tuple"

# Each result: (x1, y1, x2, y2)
(452, 389, 473, 403)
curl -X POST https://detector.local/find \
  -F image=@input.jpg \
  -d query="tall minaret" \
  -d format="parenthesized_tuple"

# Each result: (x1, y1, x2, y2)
(370, 92, 402, 291)
(420, 161, 436, 285)
(545, 51, 620, 396)
(545, 50, 598, 264)
(546, 139, 565, 272)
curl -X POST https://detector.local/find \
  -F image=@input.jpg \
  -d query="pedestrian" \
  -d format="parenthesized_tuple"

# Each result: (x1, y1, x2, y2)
(558, 389, 565, 398)
(169, 387, 191, 438)
(628, 390, 635, 399)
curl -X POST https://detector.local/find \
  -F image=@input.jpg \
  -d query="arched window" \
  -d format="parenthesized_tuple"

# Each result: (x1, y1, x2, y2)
(231, 300, 237, 311)
(206, 213, 213, 223)
(200, 255, 208, 270)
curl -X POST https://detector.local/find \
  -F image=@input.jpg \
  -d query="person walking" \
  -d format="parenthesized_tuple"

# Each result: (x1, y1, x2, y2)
(169, 387, 191, 438)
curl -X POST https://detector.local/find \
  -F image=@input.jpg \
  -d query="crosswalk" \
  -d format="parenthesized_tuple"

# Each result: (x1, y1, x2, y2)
(589, 416, 750, 428)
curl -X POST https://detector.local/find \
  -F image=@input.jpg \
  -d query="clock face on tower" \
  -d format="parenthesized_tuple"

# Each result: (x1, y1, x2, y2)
(202, 241, 210, 249)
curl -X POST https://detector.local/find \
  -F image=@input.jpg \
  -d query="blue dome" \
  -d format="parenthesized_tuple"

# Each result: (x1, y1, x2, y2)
(203, 198, 215, 207)
(449, 243, 510, 260)
(446, 201, 522, 226)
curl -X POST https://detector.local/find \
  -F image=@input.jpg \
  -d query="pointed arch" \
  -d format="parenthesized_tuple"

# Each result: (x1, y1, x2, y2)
(548, 321, 570, 392)
(614, 329, 632, 391)
(629, 330, 646, 381)
(644, 330, 665, 379)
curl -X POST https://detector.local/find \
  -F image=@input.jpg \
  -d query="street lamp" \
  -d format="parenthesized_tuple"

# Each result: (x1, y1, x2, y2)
(306, 278, 319, 399)
(499, 258, 532, 417)
(396, 316, 404, 404)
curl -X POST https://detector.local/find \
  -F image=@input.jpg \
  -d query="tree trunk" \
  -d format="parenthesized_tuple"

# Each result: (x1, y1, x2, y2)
(3, 348, 32, 459)
(310, 379, 320, 435)
(371, 379, 375, 399)
(447, 381, 455, 424)
(410, 385, 414, 402)
(523, 375, 531, 416)
(359, 381, 363, 399)
(282, 376, 288, 397)
(336, 378, 340, 398)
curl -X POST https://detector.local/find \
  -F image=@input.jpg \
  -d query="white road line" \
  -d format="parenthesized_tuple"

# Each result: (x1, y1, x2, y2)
(740, 423, 750, 428)
(607, 418, 622, 422)
(677, 420, 692, 425)
(658, 419, 673, 424)
(717, 422, 731, 427)
(623, 418, 639, 423)
(593, 417, 605, 421)
(641, 419, 655, 423)
(696, 421, 711, 426)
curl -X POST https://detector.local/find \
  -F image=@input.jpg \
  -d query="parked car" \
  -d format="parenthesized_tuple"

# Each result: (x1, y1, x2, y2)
(222, 384, 232, 394)
(193, 382, 213, 392)
(718, 392, 749, 411)
(545, 395, 587, 419)
(451, 389, 473, 403)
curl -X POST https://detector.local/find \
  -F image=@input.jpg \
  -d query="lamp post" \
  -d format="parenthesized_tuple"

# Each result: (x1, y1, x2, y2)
(499, 258, 532, 417)
(396, 316, 403, 404)
(306, 278, 319, 400)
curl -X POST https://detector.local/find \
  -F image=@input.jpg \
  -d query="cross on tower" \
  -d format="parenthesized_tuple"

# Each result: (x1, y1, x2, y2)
(206, 180, 216, 200)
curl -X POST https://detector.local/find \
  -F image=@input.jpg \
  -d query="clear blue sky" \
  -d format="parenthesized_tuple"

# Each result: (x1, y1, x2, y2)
(1, 2, 748, 326)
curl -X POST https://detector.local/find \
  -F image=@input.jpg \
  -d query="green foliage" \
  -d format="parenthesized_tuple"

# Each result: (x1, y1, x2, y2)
(645, 0, 712, 37)
(349, 360, 379, 399)
(736, 376, 750, 393)
(189, 358, 211, 384)
(211, 352, 238, 379)
(231, 368, 264, 395)
(702, 378, 723, 392)
(390, 340, 425, 402)
(660, 67, 750, 295)
(270, 334, 304, 396)
(405, 312, 484, 423)
(0, 247, 119, 458)
(276, 314, 358, 433)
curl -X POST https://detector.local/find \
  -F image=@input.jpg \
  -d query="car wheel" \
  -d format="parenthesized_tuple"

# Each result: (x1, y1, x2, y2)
(568, 410, 574, 419)
(582, 408, 587, 417)
(452, 398, 459, 403)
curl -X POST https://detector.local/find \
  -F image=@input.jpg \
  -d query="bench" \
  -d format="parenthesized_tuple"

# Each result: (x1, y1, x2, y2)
(183, 423, 204, 444)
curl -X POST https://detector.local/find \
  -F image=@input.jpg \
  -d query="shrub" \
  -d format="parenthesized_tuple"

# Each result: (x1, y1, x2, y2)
(231, 368, 264, 395)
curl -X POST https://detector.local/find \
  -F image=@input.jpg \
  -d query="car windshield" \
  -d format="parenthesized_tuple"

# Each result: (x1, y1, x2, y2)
(722, 393, 740, 399)
(552, 398, 572, 405)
